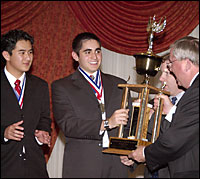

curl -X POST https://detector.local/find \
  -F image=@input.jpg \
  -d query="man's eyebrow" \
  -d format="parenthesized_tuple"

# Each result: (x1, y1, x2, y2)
(18, 49, 26, 52)
(82, 48, 101, 53)
(18, 49, 33, 52)
(82, 49, 92, 52)
(96, 48, 101, 51)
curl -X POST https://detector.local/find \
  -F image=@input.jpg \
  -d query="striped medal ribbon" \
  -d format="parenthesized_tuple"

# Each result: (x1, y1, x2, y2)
(79, 67, 103, 100)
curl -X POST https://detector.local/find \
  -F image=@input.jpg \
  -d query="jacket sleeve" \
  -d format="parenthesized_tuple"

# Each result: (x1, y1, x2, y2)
(36, 81, 52, 134)
(144, 84, 199, 172)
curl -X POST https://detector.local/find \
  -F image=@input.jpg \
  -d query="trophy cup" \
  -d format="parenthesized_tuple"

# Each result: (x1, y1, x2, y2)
(103, 15, 169, 155)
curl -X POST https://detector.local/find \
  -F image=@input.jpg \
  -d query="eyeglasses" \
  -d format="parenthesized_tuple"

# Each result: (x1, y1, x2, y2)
(168, 59, 177, 64)
(167, 58, 177, 70)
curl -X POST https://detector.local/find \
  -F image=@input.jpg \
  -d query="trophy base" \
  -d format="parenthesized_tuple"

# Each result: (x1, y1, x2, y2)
(102, 137, 152, 155)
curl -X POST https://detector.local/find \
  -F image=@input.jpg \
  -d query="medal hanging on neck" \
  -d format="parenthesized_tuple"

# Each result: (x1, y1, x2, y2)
(78, 67, 102, 100)
(79, 67, 105, 114)
(87, 72, 105, 115)
(87, 70, 103, 101)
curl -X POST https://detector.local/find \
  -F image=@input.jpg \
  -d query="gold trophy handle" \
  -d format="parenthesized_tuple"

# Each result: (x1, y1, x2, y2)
(118, 87, 129, 138)
(151, 82, 166, 142)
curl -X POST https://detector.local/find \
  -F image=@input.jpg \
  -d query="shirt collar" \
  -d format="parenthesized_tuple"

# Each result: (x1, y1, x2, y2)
(4, 66, 25, 88)
(78, 66, 99, 82)
(190, 72, 199, 86)
(170, 91, 185, 104)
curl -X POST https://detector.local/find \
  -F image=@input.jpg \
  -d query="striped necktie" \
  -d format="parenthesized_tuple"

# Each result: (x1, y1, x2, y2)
(14, 79, 21, 98)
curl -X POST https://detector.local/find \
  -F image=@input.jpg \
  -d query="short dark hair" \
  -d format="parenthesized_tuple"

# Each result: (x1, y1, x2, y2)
(1, 29, 34, 68)
(72, 32, 101, 56)
(1, 29, 34, 57)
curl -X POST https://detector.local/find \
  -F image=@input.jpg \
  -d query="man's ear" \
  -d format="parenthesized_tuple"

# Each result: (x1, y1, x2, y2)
(185, 58, 192, 72)
(2, 51, 10, 62)
(72, 51, 79, 62)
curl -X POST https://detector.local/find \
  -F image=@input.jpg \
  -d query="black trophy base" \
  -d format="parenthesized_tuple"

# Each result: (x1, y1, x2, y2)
(102, 137, 151, 155)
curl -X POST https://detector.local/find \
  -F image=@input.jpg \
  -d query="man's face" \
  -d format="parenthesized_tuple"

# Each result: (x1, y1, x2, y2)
(168, 48, 185, 87)
(159, 59, 180, 96)
(5, 40, 33, 77)
(73, 39, 102, 74)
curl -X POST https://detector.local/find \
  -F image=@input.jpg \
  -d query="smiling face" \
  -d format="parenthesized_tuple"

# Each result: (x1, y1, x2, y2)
(72, 39, 102, 74)
(3, 40, 33, 78)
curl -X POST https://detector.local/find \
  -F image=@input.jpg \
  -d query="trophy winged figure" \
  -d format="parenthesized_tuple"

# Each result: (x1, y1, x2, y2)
(147, 15, 166, 54)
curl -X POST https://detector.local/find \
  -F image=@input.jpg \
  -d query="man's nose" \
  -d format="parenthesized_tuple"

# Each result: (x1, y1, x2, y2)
(91, 52, 97, 59)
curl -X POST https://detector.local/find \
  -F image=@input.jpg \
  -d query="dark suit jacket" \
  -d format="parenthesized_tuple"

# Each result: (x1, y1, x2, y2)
(1, 70, 51, 178)
(145, 75, 199, 178)
(145, 114, 170, 178)
(51, 70, 131, 178)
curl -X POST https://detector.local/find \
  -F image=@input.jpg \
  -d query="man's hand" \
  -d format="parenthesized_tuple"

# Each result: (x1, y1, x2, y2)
(154, 94, 173, 114)
(120, 155, 134, 166)
(4, 120, 24, 141)
(108, 108, 129, 129)
(128, 146, 146, 163)
(35, 130, 51, 147)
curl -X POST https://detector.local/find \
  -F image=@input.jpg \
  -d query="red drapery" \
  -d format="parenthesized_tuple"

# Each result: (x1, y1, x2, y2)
(68, 1, 199, 55)
(1, 1, 48, 34)
(1, 1, 199, 162)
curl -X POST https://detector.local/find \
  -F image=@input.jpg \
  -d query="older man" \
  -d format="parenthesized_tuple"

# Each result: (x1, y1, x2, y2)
(127, 36, 199, 178)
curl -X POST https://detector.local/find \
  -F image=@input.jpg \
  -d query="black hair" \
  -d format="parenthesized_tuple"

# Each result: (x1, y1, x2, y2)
(72, 32, 101, 56)
(1, 29, 34, 67)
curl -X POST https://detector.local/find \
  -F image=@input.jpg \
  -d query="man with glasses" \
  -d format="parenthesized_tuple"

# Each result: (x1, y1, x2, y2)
(125, 36, 199, 178)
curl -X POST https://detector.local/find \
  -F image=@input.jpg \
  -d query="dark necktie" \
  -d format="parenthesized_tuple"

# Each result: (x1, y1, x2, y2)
(171, 96, 177, 105)
(14, 79, 21, 97)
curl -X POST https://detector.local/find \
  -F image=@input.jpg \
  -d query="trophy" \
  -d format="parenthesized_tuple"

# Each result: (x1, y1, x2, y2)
(103, 15, 169, 155)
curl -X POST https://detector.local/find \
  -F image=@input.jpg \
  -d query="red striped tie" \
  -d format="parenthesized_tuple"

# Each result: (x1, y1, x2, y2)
(14, 79, 21, 96)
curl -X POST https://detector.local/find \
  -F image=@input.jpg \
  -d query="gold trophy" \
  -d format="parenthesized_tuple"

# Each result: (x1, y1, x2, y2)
(103, 15, 169, 155)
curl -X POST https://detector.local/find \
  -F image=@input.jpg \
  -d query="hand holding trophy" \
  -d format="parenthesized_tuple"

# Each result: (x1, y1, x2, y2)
(103, 15, 169, 155)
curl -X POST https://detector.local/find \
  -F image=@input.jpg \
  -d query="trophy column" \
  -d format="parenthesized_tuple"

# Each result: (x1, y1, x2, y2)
(118, 87, 129, 138)
(103, 15, 168, 155)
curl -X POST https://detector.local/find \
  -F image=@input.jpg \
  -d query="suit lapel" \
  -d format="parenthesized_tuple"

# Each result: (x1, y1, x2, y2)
(101, 72, 113, 108)
(21, 73, 33, 111)
(71, 70, 116, 112)
(72, 70, 98, 102)
(1, 70, 22, 109)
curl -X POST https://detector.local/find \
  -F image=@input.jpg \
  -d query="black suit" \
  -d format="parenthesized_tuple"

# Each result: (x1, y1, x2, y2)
(145, 114, 170, 178)
(1, 70, 51, 178)
(145, 75, 199, 178)
(51, 70, 131, 178)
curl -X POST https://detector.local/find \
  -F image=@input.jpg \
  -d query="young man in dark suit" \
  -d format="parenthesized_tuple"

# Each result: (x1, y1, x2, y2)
(51, 32, 132, 178)
(127, 36, 199, 178)
(1, 29, 52, 178)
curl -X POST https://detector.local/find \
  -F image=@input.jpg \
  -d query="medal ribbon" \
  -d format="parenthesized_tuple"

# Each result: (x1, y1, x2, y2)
(78, 67, 103, 100)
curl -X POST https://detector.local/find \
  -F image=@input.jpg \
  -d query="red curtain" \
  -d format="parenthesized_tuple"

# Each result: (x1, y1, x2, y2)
(1, 1, 48, 34)
(1, 1, 199, 162)
(68, 1, 199, 55)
